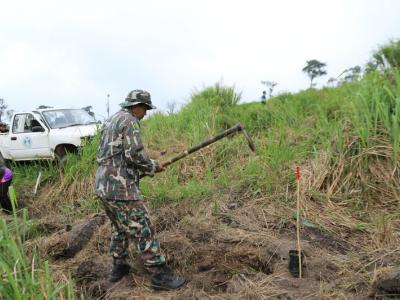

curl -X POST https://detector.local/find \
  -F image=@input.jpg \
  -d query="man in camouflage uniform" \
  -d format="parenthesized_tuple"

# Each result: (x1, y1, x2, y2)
(95, 90, 185, 290)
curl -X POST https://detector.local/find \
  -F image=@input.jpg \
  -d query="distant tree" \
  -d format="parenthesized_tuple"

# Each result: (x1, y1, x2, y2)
(6, 109, 14, 121)
(365, 61, 378, 74)
(37, 105, 53, 109)
(343, 65, 362, 82)
(327, 77, 337, 87)
(302, 59, 327, 88)
(366, 39, 400, 72)
(335, 65, 362, 85)
(261, 80, 278, 98)
(0, 98, 8, 122)
(166, 101, 177, 114)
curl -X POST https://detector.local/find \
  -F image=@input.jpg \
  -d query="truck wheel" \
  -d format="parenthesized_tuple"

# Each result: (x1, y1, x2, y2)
(55, 147, 69, 166)
(55, 145, 78, 166)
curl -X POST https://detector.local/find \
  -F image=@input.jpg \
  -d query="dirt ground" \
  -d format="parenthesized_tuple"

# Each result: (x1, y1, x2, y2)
(24, 189, 400, 300)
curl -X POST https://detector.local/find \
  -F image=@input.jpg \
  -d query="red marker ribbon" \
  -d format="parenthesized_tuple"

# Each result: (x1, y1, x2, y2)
(295, 166, 300, 181)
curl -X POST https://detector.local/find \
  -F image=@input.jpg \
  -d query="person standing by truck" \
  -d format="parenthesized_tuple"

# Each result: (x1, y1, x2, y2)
(0, 153, 13, 214)
(0, 122, 9, 133)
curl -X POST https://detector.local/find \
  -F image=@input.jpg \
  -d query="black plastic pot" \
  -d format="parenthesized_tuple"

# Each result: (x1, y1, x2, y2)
(288, 250, 305, 277)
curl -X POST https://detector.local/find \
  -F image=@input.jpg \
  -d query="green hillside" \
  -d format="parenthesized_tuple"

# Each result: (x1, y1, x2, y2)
(1, 42, 400, 299)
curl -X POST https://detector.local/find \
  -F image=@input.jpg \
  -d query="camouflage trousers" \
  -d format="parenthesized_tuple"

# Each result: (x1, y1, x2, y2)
(101, 198, 166, 268)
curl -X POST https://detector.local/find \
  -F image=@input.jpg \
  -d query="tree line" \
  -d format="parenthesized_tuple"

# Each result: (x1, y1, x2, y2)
(261, 39, 400, 100)
(1, 40, 399, 117)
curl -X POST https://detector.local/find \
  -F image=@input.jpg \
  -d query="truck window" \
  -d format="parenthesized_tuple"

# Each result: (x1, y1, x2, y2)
(33, 112, 48, 129)
(12, 114, 43, 133)
(42, 109, 96, 129)
(12, 114, 25, 133)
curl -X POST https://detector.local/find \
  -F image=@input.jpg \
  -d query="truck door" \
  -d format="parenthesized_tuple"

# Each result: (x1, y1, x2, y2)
(8, 113, 51, 160)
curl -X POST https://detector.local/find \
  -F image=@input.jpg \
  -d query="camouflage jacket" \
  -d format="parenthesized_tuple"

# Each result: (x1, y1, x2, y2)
(94, 109, 158, 200)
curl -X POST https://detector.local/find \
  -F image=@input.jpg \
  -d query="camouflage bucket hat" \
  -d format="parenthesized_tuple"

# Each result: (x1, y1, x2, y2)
(120, 89, 156, 109)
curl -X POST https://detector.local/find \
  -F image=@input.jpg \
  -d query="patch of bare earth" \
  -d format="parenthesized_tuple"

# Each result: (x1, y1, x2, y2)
(25, 186, 398, 300)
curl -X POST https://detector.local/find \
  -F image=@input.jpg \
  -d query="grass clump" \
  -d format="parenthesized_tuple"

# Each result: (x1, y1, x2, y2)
(0, 208, 75, 299)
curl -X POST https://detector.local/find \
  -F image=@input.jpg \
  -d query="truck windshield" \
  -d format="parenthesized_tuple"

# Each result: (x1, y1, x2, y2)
(42, 109, 96, 129)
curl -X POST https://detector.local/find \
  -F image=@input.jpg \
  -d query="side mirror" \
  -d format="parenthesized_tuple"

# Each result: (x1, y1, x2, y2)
(32, 126, 45, 132)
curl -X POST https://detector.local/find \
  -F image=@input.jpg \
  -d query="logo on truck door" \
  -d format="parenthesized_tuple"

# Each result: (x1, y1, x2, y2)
(23, 136, 32, 148)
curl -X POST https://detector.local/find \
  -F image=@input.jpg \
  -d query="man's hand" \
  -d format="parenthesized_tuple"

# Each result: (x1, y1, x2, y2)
(155, 162, 165, 173)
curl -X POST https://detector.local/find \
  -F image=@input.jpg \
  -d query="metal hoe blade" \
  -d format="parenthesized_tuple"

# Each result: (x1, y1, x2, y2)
(239, 124, 256, 152)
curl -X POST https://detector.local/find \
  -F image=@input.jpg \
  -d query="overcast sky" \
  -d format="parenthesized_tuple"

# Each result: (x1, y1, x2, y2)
(1, 0, 399, 121)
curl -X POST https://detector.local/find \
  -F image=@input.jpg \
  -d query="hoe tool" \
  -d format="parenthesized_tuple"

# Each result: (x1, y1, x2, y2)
(160, 123, 255, 169)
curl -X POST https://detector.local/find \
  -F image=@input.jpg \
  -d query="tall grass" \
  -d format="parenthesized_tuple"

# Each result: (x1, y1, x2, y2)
(351, 70, 400, 157)
(144, 72, 398, 208)
(11, 70, 399, 209)
(6, 64, 400, 299)
(0, 208, 75, 299)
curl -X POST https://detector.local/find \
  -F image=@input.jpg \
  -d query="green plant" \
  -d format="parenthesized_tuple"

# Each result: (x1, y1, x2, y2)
(0, 210, 75, 299)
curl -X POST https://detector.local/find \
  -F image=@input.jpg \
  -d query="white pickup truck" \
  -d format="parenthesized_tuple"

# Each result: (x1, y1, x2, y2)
(0, 108, 98, 162)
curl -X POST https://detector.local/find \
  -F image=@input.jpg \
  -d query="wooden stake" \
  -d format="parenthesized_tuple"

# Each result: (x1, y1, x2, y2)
(296, 166, 302, 278)
(34, 172, 42, 195)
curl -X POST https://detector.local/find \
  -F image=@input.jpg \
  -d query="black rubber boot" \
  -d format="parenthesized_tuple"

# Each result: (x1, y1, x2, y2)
(150, 265, 185, 290)
(110, 263, 130, 282)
